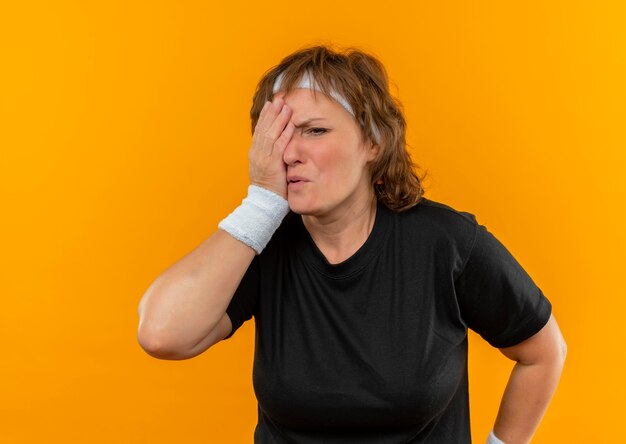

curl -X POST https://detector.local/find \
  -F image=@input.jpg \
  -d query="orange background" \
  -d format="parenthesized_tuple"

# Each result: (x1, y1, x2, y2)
(1, 1, 625, 442)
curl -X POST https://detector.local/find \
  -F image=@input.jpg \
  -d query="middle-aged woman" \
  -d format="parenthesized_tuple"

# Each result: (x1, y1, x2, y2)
(137, 44, 567, 443)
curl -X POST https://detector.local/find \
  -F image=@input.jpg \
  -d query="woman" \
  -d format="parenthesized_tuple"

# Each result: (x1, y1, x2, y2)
(137, 44, 566, 443)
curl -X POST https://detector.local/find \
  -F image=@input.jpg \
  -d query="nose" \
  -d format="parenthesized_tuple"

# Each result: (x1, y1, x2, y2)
(283, 127, 302, 166)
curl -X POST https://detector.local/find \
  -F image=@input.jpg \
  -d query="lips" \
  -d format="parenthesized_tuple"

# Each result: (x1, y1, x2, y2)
(287, 176, 309, 184)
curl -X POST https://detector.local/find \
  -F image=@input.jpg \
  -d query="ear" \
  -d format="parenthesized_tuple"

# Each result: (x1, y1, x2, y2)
(366, 142, 380, 162)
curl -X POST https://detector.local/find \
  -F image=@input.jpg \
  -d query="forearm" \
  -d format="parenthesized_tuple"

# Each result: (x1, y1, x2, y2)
(137, 184, 289, 355)
(492, 357, 565, 443)
(137, 229, 255, 352)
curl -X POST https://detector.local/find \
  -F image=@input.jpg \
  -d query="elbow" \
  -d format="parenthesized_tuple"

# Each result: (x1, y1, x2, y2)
(559, 336, 568, 365)
(136, 290, 181, 359)
(547, 314, 567, 368)
(545, 332, 567, 376)
(136, 326, 198, 361)
(137, 327, 167, 358)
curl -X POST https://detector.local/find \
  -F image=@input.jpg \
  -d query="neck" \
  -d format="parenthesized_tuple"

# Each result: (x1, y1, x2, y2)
(302, 194, 378, 264)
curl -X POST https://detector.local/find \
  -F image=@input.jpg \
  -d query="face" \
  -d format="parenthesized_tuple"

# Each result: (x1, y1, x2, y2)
(274, 88, 379, 218)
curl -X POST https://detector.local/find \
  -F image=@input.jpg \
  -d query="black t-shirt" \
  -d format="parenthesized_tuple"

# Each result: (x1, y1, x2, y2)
(223, 197, 551, 443)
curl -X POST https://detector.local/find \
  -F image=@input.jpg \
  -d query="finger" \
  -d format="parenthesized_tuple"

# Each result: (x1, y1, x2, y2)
(255, 98, 284, 140)
(272, 96, 283, 110)
(275, 121, 295, 151)
(266, 104, 292, 141)
(254, 100, 273, 133)
(259, 97, 282, 123)
(269, 121, 295, 161)
(263, 98, 279, 117)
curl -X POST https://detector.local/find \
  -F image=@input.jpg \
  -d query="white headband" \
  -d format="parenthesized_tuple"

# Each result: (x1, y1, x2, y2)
(272, 70, 381, 144)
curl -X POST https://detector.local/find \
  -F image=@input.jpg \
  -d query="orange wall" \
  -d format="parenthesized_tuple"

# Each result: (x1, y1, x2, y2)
(1, 1, 624, 442)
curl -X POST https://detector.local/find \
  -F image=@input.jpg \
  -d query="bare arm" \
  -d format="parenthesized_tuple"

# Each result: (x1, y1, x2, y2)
(136, 97, 294, 360)
(491, 314, 567, 443)
(137, 230, 255, 359)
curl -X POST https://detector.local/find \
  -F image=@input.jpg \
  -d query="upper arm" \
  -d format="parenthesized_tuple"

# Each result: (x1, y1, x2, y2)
(498, 314, 567, 365)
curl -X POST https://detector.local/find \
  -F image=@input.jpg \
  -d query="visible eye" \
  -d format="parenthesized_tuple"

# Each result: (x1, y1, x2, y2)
(306, 127, 327, 136)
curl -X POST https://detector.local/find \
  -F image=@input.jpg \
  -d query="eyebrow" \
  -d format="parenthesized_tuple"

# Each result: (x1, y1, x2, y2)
(293, 117, 327, 128)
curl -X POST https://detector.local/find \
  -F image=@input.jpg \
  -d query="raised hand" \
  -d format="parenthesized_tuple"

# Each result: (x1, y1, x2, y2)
(248, 97, 295, 199)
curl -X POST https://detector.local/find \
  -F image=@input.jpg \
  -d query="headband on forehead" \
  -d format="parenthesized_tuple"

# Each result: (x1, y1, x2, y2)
(272, 70, 381, 145)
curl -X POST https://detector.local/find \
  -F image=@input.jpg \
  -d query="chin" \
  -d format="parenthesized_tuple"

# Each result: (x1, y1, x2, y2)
(287, 202, 310, 215)
(287, 197, 319, 216)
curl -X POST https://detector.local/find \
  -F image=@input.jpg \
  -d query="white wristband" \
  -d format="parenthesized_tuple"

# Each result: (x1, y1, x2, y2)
(218, 185, 289, 254)
(487, 430, 506, 444)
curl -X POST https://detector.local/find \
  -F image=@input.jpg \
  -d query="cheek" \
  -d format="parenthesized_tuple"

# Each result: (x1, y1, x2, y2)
(312, 139, 364, 183)
(317, 150, 351, 181)
(333, 148, 368, 177)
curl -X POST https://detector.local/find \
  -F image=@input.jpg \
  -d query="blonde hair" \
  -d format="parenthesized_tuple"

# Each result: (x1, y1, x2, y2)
(250, 43, 428, 212)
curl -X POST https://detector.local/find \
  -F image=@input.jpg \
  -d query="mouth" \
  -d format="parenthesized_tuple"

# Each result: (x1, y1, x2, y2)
(287, 177, 309, 184)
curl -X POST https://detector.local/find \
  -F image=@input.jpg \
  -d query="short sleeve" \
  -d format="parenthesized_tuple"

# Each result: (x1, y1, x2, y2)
(223, 255, 260, 340)
(454, 221, 552, 348)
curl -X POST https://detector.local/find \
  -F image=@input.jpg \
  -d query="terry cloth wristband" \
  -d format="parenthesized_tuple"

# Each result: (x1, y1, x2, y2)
(487, 430, 506, 444)
(218, 184, 289, 254)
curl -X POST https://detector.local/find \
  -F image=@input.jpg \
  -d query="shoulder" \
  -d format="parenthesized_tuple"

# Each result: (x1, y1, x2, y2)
(397, 197, 479, 238)
(390, 197, 480, 273)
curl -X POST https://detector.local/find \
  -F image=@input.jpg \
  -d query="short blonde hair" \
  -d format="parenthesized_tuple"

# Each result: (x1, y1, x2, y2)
(250, 43, 428, 212)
